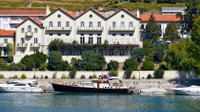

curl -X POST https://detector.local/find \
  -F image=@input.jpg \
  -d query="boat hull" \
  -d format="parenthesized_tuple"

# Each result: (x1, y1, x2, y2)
(173, 89, 200, 96)
(52, 83, 133, 94)
(0, 86, 43, 93)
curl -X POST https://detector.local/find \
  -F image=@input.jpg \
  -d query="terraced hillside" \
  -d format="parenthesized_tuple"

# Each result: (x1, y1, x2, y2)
(0, 0, 185, 12)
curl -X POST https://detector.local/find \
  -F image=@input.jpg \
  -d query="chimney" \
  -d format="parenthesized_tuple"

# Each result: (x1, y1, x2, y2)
(46, 5, 51, 16)
(137, 9, 140, 18)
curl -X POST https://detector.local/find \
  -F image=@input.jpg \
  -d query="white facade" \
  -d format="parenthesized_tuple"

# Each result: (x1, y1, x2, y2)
(14, 8, 142, 63)
(0, 35, 13, 57)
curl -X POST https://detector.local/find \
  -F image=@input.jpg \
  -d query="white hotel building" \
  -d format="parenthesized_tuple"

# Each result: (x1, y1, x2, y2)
(14, 8, 142, 63)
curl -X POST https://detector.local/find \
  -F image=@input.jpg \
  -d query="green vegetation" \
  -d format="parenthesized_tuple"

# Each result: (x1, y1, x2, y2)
(52, 72, 57, 79)
(89, 74, 97, 79)
(80, 75, 86, 79)
(154, 69, 164, 79)
(69, 67, 76, 79)
(142, 61, 154, 70)
(147, 74, 152, 79)
(164, 23, 180, 42)
(108, 70, 118, 77)
(9, 75, 18, 79)
(0, 74, 4, 79)
(107, 60, 119, 71)
(0, 59, 8, 71)
(21, 74, 27, 79)
(61, 74, 67, 79)
(45, 75, 48, 79)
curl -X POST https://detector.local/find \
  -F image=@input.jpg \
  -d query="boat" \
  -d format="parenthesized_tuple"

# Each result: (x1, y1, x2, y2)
(52, 75, 134, 94)
(170, 85, 200, 95)
(139, 88, 167, 95)
(0, 80, 43, 93)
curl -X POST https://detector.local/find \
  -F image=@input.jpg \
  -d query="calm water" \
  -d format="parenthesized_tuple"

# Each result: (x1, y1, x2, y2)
(0, 93, 200, 112)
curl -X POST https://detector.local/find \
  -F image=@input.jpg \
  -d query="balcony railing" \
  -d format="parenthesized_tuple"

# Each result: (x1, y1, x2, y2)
(0, 43, 7, 47)
(109, 27, 135, 32)
(30, 43, 40, 47)
(77, 26, 104, 32)
(17, 43, 28, 47)
(25, 32, 33, 37)
(45, 27, 72, 31)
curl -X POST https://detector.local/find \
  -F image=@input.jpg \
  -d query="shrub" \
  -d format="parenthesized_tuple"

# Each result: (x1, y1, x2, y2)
(33, 75, 36, 79)
(107, 60, 119, 70)
(131, 75, 136, 79)
(142, 61, 154, 70)
(21, 74, 27, 79)
(123, 58, 139, 70)
(80, 75, 86, 79)
(69, 67, 76, 79)
(10, 75, 18, 79)
(147, 74, 152, 79)
(154, 69, 164, 79)
(39, 63, 47, 71)
(52, 72, 57, 79)
(124, 68, 133, 79)
(159, 62, 168, 70)
(40, 75, 44, 79)
(61, 74, 67, 79)
(44, 75, 48, 79)
(89, 74, 97, 79)
(0, 74, 4, 79)
(108, 70, 118, 77)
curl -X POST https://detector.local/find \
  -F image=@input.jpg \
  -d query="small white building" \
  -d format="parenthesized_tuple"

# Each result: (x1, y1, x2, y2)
(0, 29, 15, 57)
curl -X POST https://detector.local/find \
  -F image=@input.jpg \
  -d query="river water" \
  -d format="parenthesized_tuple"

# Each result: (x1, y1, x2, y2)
(0, 93, 200, 112)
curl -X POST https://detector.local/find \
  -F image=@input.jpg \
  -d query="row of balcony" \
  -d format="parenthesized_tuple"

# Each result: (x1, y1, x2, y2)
(44, 26, 135, 32)
(17, 43, 40, 48)
(0, 43, 8, 47)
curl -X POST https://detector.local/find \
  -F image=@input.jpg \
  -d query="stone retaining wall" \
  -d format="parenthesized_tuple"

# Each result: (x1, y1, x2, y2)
(0, 70, 179, 79)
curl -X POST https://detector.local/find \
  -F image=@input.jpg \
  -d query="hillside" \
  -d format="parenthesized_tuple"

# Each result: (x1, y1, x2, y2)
(0, 0, 185, 12)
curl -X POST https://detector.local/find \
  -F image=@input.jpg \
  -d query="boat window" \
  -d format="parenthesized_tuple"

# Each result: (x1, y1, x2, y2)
(14, 83, 26, 86)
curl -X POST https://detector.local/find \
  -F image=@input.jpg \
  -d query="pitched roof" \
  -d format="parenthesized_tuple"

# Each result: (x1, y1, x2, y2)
(140, 14, 180, 22)
(106, 8, 140, 20)
(76, 8, 107, 20)
(44, 8, 76, 19)
(17, 17, 43, 28)
(0, 10, 46, 16)
(0, 29, 15, 37)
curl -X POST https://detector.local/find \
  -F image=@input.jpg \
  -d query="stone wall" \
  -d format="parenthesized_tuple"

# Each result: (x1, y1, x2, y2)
(0, 70, 179, 79)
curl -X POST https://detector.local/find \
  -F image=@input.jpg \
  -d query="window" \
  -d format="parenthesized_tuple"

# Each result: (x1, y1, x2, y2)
(66, 33, 69, 36)
(80, 21, 84, 28)
(98, 22, 101, 27)
(120, 21, 124, 28)
(110, 50, 114, 56)
(58, 14, 61, 18)
(129, 33, 133, 36)
(21, 28, 24, 33)
(141, 24, 144, 29)
(66, 21, 69, 27)
(120, 50, 124, 56)
(49, 33, 53, 36)
(4, 39, 8, 43)
(121, 15, 124, 18)
(112, 34, 116, 36)
(112, 22, 116, 28)
(58, 21, 61, 27)
(28, 25, 32, 32)
(89, 14, 93, 18)
(88, 37, 93, 44)
(49, 21, 53, 27)
(33, 49, 38, 54)
(89, 22, 93, 28)
(21, 38, 25, 44)
(34, 38, 38, 44)
(21, 49, 25, 54)
(58, 33, 61, 36)
(80, 37, 85, 44)
(34, 28, 38, 33)
(129, 22, 133, 29)
(97, 37, 101, 44)
(121, 34, 124, 36)
(89, 34, 93, 36)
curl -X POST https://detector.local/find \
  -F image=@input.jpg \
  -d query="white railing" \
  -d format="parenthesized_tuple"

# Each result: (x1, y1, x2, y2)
(30, 43, 40, 47)
(0, 43, 7, 47)
(25, 32, 33, 37)
(17, 43, 28, 47)
(77, 26, 104, 31)
(45, 27, 72, 31)
(109, 27, 135, 32)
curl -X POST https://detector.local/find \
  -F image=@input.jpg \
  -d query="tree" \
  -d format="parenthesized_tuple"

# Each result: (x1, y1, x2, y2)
(153, 44, 168, 63)
(143, 14, 161, 42)
(48, 51, 70, 71)
(6, 43, 14, 62)
(123, 58, 139, 70)
(143, 40, 154, 56)
(142, 60, 154, 70)
(107, 60, 119, 70)
(131, 47, 145, 62)
(164, 23, 180, 42)
(154, 69, 164, 79)
(73, 51, 106, 71)
(191, 17, 200, 46)
(0, 59, 8, 71)
(184, 0, 200, 33)
(20, 55, 35, 70)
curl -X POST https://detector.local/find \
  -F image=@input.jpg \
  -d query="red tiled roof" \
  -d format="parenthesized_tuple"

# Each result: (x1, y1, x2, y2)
(0, 29, 15, 37)
(17, 17, 43, 28)
(76, 8, 107, 19)
(0, 10, 46, 16)
(59, 8, 76, 18)
(93, 8, 107, 19)
(140, 14, 180, 22)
